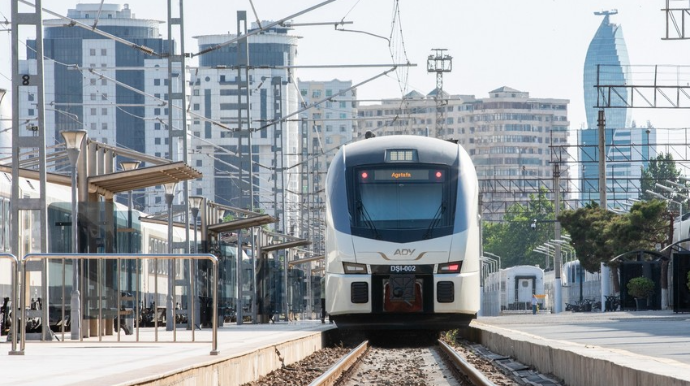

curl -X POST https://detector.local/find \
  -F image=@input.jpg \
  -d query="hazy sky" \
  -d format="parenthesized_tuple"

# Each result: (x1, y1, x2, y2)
(0, 0, 688, 131)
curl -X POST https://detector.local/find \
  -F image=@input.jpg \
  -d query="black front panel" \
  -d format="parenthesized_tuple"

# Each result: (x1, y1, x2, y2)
(371, 273, 434, 314)
(349, 164, 456, 243)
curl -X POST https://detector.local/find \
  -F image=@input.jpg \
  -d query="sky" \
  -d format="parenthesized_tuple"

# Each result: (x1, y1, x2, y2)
(0, 0, 688, 132)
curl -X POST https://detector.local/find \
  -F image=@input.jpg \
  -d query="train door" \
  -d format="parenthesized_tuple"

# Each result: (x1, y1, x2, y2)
(517, 278, 533, 304)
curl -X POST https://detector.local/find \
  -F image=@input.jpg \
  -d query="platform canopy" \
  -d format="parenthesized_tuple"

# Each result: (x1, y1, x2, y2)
(88, 161, 201, 197)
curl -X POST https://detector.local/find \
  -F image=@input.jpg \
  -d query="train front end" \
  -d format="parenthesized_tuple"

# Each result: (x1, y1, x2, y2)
(324, 136, 479, 330)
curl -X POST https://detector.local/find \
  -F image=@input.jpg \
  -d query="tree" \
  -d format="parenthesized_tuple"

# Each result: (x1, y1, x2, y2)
(640, 153, 681, 202)
(482, 187, 557, 268)
(558, 202, 616, 273)
(559, 200, 668, 293)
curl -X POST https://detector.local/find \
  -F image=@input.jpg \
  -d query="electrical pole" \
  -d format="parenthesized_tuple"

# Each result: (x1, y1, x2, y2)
(426, 49, 452, 138)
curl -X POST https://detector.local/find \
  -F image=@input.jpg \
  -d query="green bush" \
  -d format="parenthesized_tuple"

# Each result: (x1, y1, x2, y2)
(627, 276, 655, 299)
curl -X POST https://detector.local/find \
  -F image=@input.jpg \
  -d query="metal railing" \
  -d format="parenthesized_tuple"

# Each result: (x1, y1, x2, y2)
(1, 253, 20, 355)
(18, 253, 219, 355)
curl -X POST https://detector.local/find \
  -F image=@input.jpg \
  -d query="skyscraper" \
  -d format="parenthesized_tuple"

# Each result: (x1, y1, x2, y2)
(579, 10, 650, 208)
(583, 10, 631, 131)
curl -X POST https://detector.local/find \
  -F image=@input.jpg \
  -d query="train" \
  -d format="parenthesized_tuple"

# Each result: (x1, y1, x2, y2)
(0, 169, 310, 334)
(482, 265, 545, 315)
(324, 135, 481, 330)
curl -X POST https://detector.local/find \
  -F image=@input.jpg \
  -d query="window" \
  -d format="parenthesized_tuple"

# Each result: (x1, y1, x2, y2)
(90, 78, 97, 85)
(154, 79, 161, 86)
(90, 108, 97, 116)
(101, 108, 107, 115)
(90, 122, 96, 130)
(155, 138, 161, 145)
(196, 188, 202, 195)
(28, 108, 34, 116)
(193, 89, 199, 96)
(196, 160, 202, 167)
(101, 93, 107, 101)
(101, 49, 107, 56)
(154, 108, 161, 115)
(154, 123, 161, 130)
(28, 93, 35, 101)
(101, 123, 107, 130)
(101, 79, 107, 86)
(90, 93, 97, 101)
(193, 104, 200, 111)
(90, 48, 96, 56)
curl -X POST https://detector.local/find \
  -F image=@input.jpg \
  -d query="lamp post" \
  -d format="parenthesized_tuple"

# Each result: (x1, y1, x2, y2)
(164, 182, 177, 331)
(120, 161, 140, 293)
(189, 195, 204, 331)
(61, 129, 87, 341)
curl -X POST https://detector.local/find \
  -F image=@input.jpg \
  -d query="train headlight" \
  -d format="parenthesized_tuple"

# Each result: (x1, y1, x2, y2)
(438, 261, 462, 274)
(343, 262, 368, 274)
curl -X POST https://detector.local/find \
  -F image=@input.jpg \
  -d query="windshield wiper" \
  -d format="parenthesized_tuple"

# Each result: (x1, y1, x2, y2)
(424, 203, 446, 239)
(357, 200, 380, 239)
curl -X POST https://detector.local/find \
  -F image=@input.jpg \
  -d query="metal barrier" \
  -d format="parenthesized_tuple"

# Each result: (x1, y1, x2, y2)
(1, 253, 20, 355)
(19, 253, 219, 355)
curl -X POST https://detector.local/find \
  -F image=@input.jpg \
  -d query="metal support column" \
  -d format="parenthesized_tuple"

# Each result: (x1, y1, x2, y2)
(167, 0, 190, 331)
(11, 0, 50, 340)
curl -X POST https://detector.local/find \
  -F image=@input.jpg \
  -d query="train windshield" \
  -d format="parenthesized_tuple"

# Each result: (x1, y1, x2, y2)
(352, 166, 453, 241)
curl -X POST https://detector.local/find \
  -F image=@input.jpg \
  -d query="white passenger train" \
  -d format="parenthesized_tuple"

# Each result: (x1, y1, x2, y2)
(324, 135, 480, 330)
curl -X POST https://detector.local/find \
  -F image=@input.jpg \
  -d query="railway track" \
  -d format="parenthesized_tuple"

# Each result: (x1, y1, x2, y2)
(309, 340, 496, 386)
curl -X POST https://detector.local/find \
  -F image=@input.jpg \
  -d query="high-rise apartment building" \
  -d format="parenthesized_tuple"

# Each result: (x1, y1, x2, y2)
(23, 3, 177, 212)
(580, 10, 653, 208)
(296, 79, 356, 253)
(189, 23, 300, 233)
(356, 87, 571, 221)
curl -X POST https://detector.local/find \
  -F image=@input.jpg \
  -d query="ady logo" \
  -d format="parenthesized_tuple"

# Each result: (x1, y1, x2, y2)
(394, 249, 416, 256)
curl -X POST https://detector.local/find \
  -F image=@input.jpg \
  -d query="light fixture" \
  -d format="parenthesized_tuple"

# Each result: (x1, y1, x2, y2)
(120, 160, 141, 171)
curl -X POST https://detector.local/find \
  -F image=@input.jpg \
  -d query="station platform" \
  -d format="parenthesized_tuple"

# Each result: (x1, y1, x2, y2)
(0, 321, 335, 386)
(467, 310, 690, 386)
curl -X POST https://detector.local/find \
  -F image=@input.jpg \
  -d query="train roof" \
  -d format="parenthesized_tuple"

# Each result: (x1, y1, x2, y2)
(341, 135, 463, 167)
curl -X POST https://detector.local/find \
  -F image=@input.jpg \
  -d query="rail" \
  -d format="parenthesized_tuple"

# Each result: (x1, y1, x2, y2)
(438, 340, 496, 386)
(1, 253, 20, 355)
(308, 340, 369, 386)
(18, 253, 219, 355)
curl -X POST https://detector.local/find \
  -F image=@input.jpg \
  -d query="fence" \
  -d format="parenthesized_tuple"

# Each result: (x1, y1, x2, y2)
(17, 253, 219, 355)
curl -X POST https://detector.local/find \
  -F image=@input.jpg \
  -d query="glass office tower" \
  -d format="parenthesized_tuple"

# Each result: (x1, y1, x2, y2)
(579, 11, 651, 208)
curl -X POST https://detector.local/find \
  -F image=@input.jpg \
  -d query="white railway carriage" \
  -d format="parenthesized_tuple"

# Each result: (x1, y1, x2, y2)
(502, 265, 544, 310)
(324, 135, 480, 330)
(482, 265, 544, 315)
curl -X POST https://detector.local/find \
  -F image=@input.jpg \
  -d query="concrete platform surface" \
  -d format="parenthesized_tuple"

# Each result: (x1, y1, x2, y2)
(472, 310, 690, 386)
(0, 321, 334, 386)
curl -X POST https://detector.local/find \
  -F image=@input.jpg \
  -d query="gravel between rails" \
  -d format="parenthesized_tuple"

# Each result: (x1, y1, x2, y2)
(339, 346, 464, 386)
(241, 346, 351, 386)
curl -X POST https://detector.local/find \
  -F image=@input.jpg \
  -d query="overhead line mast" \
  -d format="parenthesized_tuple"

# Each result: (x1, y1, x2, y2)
(427, 49, 452, 138)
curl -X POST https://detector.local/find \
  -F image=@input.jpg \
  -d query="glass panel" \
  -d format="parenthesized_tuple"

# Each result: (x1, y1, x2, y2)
(358, 183, 444, 230)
